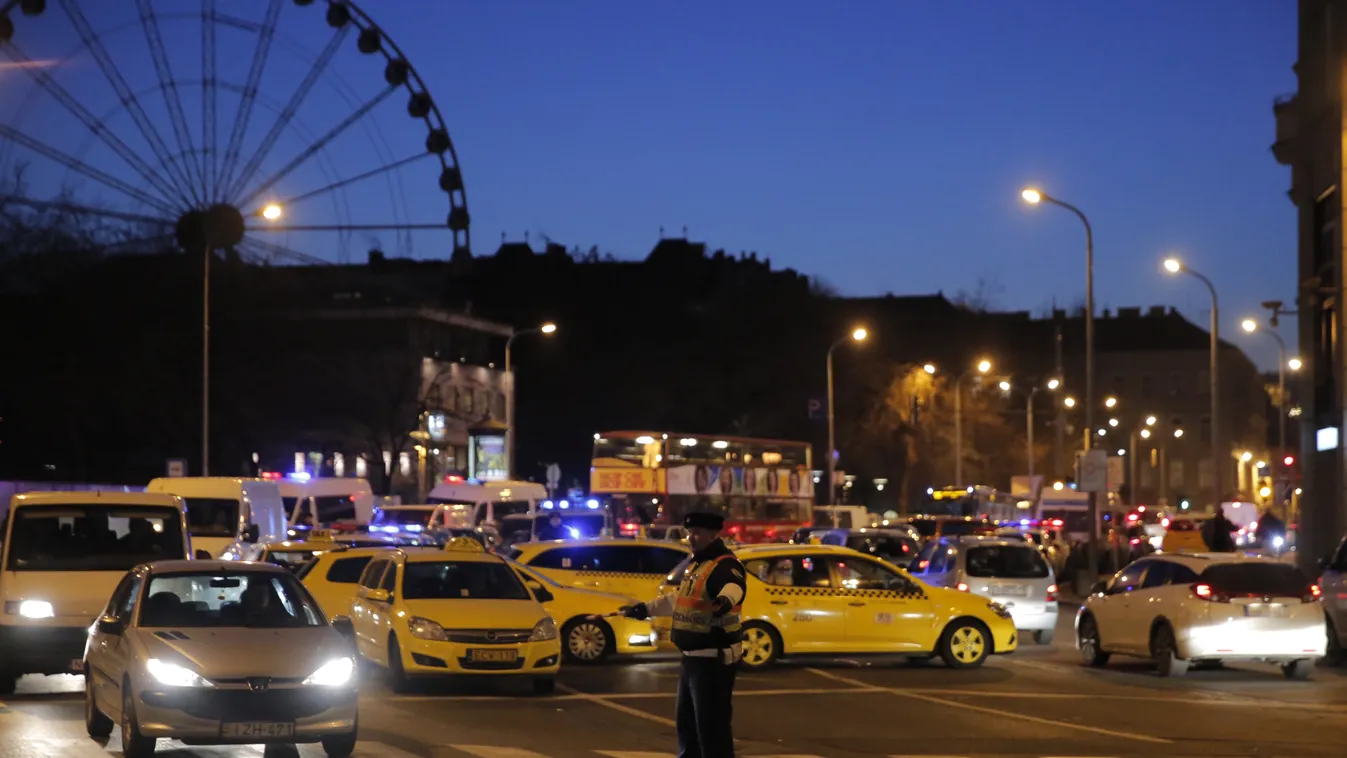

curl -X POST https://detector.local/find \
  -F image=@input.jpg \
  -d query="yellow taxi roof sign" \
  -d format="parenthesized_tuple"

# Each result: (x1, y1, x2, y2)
(443, 536, 486, 553)
(309, 529, 334, 541)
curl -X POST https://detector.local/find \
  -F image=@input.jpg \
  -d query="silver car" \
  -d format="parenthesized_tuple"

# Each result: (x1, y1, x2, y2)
(83, 560, 358, 758)
(912, 536, 1059, 643)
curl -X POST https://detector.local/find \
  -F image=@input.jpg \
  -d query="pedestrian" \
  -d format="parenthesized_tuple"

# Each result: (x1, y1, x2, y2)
(1256, 507, 1287, 550)
(620, 512, 746, 758)
(1201, 506, 1238, 552)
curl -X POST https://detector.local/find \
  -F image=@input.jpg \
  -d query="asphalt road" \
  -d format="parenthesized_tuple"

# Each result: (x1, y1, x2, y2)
(4, 609, 1347, 758)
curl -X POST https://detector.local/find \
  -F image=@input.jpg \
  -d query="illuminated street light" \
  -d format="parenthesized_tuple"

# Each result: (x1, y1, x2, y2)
(1047, 378, 1061, 390)
(1097, 428, 1107, 437)
(261, 203, 283, 221)
(1052, 481, 1065, 491)
(1145, 415, 1157, 426)
(852, 327, 869, 342)
(1117, 448, 1126, 456)
(923, 363, 936, 375)
(826, 327, 870, 513)
(1173, 428, 1184, 438)
(1108, 418, 1119, 428)
(1163, 258, 1182, 273)
(955, 359, 995, 486)
(999, 381, 1012, 392)
(1063, 396, 1077, 408)
(1241, 451, 1253, 462)
(1163, 255, 1220, 508)
(505, 322, 560, 477)
(1239, 316, 1291, 493)
(1140, 429, 1152, 439)
(540, 323, 558, 334)
(1241, 318, 1258, 333)
(1021, 188, 1043, 204)
(1259, 486, 1272, 499)
(1256, 460, 1266, 469)
(1104, 396, 1118, 409)
(1288, 357, 1303, 371)
(977, 359, 992, 374)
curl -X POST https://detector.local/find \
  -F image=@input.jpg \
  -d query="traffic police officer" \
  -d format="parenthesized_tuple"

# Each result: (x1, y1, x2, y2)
(622, 512, 746, 758)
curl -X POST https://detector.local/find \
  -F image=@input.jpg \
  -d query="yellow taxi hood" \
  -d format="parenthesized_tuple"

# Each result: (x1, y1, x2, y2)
(1, 570, 123, 626)
(402, 598, 547, 629)
(553, 586, 638, 606)
(135, 626, 348, 680)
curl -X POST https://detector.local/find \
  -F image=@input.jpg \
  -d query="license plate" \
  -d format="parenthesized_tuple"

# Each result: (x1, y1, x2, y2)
(70, 658, 83, 673)
(469, 648, 518, 663)
(1244, 604, 1289, 618)
(220, 722, 294, 738)
(990, 584, 1030, 597)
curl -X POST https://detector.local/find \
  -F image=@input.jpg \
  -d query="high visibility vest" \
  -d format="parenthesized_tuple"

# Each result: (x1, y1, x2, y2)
(672, 555, 742, 636)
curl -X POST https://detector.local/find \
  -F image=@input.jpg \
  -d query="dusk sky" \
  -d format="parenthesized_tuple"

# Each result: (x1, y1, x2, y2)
(3, 1, 1298, 368)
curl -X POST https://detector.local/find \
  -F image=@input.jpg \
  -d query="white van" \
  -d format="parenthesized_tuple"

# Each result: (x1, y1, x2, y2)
(425, 477, 547, 527)
(146, 477, 286, 560)
(277, 475, 375, 528)
(0, 491, 191, 693)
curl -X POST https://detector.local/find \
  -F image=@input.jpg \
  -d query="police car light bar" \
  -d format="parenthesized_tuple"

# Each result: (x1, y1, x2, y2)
(288, 472, 312, 482)
(586, 499, 600, 509)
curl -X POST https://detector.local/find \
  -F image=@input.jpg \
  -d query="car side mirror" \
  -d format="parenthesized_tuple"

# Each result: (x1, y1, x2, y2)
(1089, 580, 1108, 596)
(365, 589, 391, 604)
(526, 581, 553, 603)
(97, 615, 124, 636)
(243, 524, 260, 544)
(329, 614, 355, 643)
(194, 549, 213, 560)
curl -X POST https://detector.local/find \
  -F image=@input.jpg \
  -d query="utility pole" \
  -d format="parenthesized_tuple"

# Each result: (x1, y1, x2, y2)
(1054, 323, 1065, 479)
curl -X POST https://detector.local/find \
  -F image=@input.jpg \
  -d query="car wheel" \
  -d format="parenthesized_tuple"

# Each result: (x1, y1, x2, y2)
(387, 635, 410, 694)
(1033, 628, 1055, 646)
(938, 618, 991, 669)
(1077, 615, 1110, 667)
(120, 682, 157, 758)
(84, 669, 113, 738)
(562, 617, 612, 664)
(532, 677, 556, 695)
(1283, 659, 1314, 681)
(738, 622, 781, 670)
(1151, 624, 1188, 678)
(321, 723, 358, 758)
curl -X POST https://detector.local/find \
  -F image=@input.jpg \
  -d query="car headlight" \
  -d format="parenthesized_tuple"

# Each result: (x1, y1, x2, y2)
(987, 601, 1013, 620)
(303, 657, 355, 687)
(408, 616, 450, 641)
(11, 600, 54, 619)
(146, 658, 213, 688)
(530, 617, 558, 642)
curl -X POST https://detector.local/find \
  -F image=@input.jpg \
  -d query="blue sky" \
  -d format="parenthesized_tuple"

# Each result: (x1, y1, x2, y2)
(2, 1, 1298, 368)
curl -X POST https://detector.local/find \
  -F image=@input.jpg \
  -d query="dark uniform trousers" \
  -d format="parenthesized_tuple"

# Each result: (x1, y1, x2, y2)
(676, 654, 737, 758)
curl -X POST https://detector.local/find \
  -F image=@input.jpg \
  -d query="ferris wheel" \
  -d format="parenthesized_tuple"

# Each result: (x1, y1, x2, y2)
(0, 0, 470, 264)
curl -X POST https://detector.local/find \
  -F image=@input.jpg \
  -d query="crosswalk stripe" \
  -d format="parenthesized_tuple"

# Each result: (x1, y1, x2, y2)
(451, 746, 555, 758)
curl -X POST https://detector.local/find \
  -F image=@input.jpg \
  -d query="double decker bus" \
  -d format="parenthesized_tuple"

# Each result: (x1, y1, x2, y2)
(918, 485, 1025, 523)
(590, 431, 813, 543)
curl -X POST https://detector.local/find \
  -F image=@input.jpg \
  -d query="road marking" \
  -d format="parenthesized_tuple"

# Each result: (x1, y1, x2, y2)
(556, 684, 677, 728)
(806, 668, 1171, 745)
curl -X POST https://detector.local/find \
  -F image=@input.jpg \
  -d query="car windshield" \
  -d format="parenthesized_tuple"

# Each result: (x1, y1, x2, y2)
(505, 559, 565, 589)
(140, 571, 325, 627)
(846, 535, 916, 559)
(1201, 563, 1312, 597)
(533, 513, 606, 540)
(401, 561, 531, 600)
(965, 545, 1050, 579)
(183, 498, 239, 538)
(6, 505, 186, 571)
(265, 549, 321, 569)
(371, 509, 433, 527)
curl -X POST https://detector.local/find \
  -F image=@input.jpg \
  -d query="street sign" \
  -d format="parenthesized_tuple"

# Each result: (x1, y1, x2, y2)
(1076, 450, 1108, 492)
(166, 458, 187, 478)
(807, 398, 824, 422)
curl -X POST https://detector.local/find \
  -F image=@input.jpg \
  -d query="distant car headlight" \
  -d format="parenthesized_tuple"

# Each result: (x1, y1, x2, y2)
(408, 616, 450, 641)
(302, 657, 355, 687)
(530, 617, 558, 642)
(9, 600, 55, 619)
(146, 658, 213, 688)
(987, 601, 1013, 620)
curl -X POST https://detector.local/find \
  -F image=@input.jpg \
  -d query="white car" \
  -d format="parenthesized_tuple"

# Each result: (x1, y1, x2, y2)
(913, 536, 1059, 644)
(1075, 553, 1325, 679)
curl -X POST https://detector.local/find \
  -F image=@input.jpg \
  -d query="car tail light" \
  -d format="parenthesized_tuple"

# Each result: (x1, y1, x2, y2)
(1046, 584, 1058, 603)
(956, 582, 969, 592)
(1304, 584, 1323, 603)
(1192, 583, 1229, 602)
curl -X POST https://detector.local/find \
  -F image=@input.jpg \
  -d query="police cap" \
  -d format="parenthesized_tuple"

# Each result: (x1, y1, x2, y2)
(683, 512, 725, 531)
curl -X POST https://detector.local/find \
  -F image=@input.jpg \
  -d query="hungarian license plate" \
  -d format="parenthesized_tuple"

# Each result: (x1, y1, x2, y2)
(990, 583, 1030, 597)
(469, 648, 518, 663)
(220, 722, 294, 738)
(1244, 604, 1289, 618)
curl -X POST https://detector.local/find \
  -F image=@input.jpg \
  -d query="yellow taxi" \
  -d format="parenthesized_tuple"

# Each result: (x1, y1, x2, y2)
(350, 540, 562, 693)
(655, 543, 1017, 670)
(264, 529, 436, 572)
(1159, 515, 1211, 553)
(508, 538, 691, 600)
(298, 546, 404, 618)
(508, 560, 657, 663)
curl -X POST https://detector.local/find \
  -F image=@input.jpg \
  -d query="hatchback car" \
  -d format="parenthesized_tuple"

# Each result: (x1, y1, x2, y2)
(912, 537, 1058, 644)
(83, 560, 358, 758)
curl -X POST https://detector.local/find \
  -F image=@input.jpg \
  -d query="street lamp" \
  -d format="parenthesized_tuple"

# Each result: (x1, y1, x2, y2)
(953, 358, 992, 487)
(1241, 317, 1290, 508)
(261, 203, 283, 221)
(1063, 396, 1077, 408)
(999, 379, 1058, 479)
(1288, 357, 1303, 371)
(826, 327, 869, 508)
(1128, 414, 1158, 509)
(1022, 187, 1096, 454)
(1104, 396, 1118, 409)
(1163, 257, 1221, 509)
(504, 322, 558, 478)
(923, 363, 936, 375)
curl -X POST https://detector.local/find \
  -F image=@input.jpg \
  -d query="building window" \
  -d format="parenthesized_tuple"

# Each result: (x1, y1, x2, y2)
(1141, 373, 1154, 399)
(398, 452, 412, 477)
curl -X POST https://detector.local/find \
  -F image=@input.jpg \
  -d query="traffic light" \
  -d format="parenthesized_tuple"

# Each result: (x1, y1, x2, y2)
(1283, 455, 1295, 467)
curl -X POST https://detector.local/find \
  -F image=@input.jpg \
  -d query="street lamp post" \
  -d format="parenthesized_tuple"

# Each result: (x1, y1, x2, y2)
(999, 378, 1059, 480)
(826, 328, 868, 514)
(954, 359, 993, 487)
(1164, 258, 1221, 510)
(1128, 416, 1158, 510)
(504, 323, 557, 479)
(1241, 318, 1297, 512)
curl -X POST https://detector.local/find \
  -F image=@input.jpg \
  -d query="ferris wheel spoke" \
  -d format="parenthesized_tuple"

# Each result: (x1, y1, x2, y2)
(234, 84, 395, 210)
(0, 124, 184, 217)
(0, 41, 183, 206)
(134, 0, 204, 204)
(201, 0, 217, 202)
(248, 222, 450, 232)
(240, 237, 330, 266)
(257, 152, 432, 212)
(54, 0, 201, 207)
(218, 0, 284, 199)
(1, 195, 174, 226)
(225, 26, 351, 203)
(100, 232, 175, 252)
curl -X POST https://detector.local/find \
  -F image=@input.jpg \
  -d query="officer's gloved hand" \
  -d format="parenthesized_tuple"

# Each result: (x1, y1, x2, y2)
(620, 603, 649, 620)
(711, 596, 733, 617)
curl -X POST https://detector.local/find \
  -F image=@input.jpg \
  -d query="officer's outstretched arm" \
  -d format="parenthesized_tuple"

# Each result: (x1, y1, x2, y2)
(618, 593, 674, 621)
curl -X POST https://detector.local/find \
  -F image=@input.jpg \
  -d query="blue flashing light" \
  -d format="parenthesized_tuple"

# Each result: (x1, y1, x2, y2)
(566, 526, 581, 539)
(288, 472, 312, 482)
(404, 524, 423, 532)
(373, 525, 399, 533)
(586, 499, 599, 509)
(559, 500, 570, 509)
(541, 500, 554, 510)
(1020, 518, 1031, 526)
